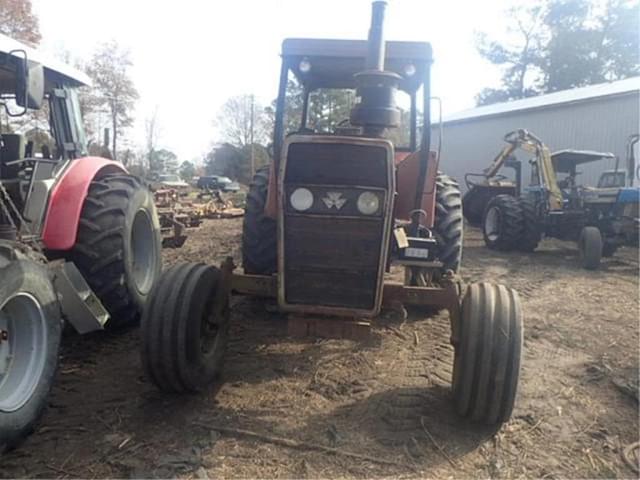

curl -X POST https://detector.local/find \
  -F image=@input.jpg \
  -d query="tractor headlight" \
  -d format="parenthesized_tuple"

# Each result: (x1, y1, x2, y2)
(357, 191, 380, 215)
(290, 188, 314, 211)
(404, 63, 416, 77)
(299, 58, 311, 73)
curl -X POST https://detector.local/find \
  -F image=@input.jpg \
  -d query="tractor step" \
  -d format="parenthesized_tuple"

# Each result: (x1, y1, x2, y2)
(51, 261, 109, 334)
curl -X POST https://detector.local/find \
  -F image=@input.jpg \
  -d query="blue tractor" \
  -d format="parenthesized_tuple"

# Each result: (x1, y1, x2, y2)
(464, 130, 639, 269)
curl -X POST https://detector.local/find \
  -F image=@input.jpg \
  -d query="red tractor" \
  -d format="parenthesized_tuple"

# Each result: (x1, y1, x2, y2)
(141, 2, 523, 427)
(0, 35, 162, 449)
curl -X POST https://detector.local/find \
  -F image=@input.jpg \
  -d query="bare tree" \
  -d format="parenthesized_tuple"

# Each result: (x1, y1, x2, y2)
(0, 0, 41, 46)
(52, 50, 102, 142)
(86, 40, 138, 161)
(216, 94, 269, 147)
(145, 106, 161, 170)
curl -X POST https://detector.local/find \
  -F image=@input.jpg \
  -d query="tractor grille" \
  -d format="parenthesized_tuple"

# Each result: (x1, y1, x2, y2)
(280, 138, 393, 314)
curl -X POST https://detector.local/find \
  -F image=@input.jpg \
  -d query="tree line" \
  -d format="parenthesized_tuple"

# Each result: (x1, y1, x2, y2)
(3, 0, 639, 185)
(475, 0, 639, 105)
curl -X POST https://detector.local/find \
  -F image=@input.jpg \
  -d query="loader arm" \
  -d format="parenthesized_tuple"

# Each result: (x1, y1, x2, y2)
(519, 131, 563, 211)
(465, 129, 532, 188)
(484, 142, 519, 179)
(538, 143, 563, 211)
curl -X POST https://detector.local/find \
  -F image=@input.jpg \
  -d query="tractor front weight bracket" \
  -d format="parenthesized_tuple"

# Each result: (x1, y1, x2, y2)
(229, 264, 463, 343)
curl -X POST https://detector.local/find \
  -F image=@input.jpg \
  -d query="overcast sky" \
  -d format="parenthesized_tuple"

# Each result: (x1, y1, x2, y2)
(32, 0, 510, 162)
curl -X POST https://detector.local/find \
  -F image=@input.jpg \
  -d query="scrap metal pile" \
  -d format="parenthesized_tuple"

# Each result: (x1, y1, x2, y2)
(155, 188, 244, 248)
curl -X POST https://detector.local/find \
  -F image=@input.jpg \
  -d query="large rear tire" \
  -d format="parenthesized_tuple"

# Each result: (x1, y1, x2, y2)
(141, 263, 229, 393)
(461, 188, 484, 228)
(482, 195, 523, 251)
(71, 174, 162, 329)
(242, 165, 277, 275)
(452, 282, 523, 425)
(0, 244, 62, 452)
(579, 226, 602, 270)
(434, 174, 463, 273)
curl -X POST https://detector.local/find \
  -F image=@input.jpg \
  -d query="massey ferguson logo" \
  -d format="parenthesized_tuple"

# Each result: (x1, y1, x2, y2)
(322, 192, 347, 210)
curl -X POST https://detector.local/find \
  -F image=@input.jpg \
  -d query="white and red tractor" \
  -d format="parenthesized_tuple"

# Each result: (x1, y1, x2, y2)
(0, 34, 162, 450)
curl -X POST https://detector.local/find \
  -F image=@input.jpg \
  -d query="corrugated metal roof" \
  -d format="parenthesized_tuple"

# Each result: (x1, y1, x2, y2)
(442, 76, 640, 124)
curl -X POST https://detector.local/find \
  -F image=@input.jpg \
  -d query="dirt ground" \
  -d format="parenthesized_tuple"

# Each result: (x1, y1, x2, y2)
(1, 218, 638, 479)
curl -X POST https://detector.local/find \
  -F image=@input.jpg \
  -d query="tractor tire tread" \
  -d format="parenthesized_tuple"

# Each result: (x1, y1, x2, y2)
(71, 174, 159, 329)
(141, 262, 228, 393)
(434, 174, 463, 273)
(483, 195, 524, 251)
(453, 282, 522, 425)
(242, 165, 277, 275)
(516, 197, 541, 252)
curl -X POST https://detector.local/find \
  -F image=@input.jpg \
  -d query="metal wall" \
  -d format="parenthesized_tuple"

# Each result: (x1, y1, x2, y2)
(433, 91, 640, 190)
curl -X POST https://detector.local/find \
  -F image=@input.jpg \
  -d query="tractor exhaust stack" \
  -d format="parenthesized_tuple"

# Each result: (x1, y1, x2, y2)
(350, 1, 401, 132)
(366, 0, 386, 71)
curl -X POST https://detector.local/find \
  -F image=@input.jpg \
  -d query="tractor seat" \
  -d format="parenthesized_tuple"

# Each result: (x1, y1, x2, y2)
(0, 134, 25, 180)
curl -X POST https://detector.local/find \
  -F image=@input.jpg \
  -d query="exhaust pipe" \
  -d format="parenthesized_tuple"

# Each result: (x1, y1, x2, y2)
(366, 1, 387, 71)
(350, 1, 401, 132)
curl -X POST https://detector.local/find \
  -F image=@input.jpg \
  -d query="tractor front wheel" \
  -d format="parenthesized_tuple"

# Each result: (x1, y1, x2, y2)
(579, 226, 602, 270)
(482, 195, 523, 251)
(71, 174, 162, 329)
(0, 245, 62, 452)
(452, 282, 523, 425)
(141, 263, 230, 392)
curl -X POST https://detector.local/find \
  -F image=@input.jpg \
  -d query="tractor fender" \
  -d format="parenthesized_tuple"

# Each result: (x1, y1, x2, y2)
(395, 150, 439, 228)
(41, 157, 127, 250)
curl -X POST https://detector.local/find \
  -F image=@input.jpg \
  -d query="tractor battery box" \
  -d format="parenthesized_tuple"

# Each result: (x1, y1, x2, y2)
(398, 236, 437, 261)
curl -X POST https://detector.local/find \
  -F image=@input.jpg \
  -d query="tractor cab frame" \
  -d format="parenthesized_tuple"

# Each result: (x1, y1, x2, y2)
(272, 38, 431, 157)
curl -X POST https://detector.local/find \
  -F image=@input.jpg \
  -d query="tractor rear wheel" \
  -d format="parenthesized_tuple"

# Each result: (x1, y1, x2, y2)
(434, 174, 463, 273)
(516, 197, 541, 252)
(141, 263, 230, 392)
(452, 282, 522, 425)
(242, 165, 277, 275)
(0, 244, 62, 452)
(482, 195, 523, 251)
(71, 174, 162, 329)
(579, 226, 602, 270)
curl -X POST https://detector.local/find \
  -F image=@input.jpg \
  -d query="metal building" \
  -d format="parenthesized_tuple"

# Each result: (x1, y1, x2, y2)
(434, 77, 640, 189)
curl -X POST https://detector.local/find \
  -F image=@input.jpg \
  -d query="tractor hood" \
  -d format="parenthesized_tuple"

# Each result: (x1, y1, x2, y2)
(617, 187, 640, 204)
